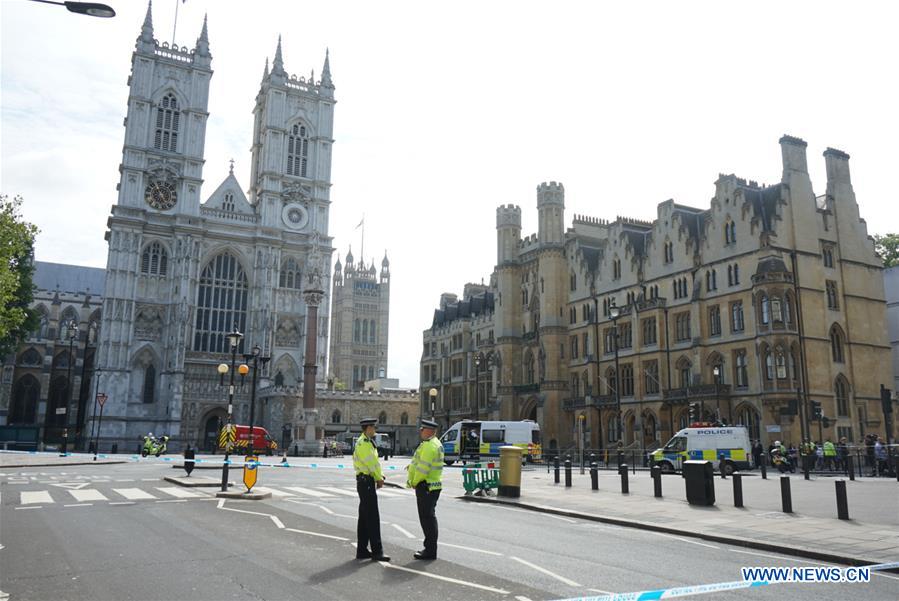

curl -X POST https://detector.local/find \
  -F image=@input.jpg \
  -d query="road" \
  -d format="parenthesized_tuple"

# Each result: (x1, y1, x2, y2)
(1, 458, 897, 600)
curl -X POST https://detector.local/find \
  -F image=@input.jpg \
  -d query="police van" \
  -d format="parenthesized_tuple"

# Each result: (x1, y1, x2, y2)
(440, 420, 541, 465)
(651, 426, 752, 475)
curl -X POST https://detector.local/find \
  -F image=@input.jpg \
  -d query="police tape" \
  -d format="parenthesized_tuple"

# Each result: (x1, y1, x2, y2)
(550, 562, 899, 601)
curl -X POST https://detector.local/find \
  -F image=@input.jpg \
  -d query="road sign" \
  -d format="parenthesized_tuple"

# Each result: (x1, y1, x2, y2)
(243, 455, 258, 492)
(97, 393, 108, 407)
(55, 407, 67, 415)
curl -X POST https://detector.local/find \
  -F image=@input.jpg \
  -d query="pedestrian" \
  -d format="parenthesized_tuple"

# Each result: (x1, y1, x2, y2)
(823, 438, 836, 471)
(814, 442, 824, 471)
(800, 439, 814, 473)
(751, 440, 763, 469)
(407, 418, 444, 560)
(865, 434, 876, 472)
(353, 417, 390, 562)
(874, 437, 887, 477)
(837, 437, 849, 472)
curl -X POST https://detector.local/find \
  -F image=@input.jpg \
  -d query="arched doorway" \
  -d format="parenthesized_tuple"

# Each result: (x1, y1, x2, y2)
(642, 411, 659, 449)
(202, 409, 228, 452)
(624, 412, 636, 446)
(519, 397, 538, 422)
(735, 403, 761, 441)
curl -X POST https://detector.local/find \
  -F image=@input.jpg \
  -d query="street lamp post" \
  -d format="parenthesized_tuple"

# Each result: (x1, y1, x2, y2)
(243, 344, 271, 456)
(473, 353, 483, 422)
(713, 365, 721, 424)
(428, 387, 438, 418)
(609, 302, 622, 448)
(63, 319, 78, 454)
(27, 0, 116, 17)
(219, 328, 243, 492)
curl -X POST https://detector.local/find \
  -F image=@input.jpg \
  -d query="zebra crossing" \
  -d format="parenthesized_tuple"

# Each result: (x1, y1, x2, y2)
(9, 483, 414, 508)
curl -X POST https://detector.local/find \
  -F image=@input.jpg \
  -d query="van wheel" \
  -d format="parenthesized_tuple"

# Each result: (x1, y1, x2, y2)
(444, 459, 455, 466)
(723, 461, 735, 476)
(659, 461, 675, 474)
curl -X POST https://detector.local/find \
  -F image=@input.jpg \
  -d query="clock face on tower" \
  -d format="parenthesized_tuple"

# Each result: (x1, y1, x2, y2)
(144, 181, 177, 210)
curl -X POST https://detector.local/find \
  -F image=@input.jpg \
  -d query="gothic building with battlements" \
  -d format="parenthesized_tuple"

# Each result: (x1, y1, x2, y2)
(421, 136, 894, 454)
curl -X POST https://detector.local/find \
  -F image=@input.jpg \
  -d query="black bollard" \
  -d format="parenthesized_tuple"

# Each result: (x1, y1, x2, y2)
(619, 463, 629, 494)
(564, 454, 572, 488)
(183, 447, 195, 477)
(804, 456, 810, 480)
(848, 455, 855, 481)
(111, 443, 118, 454)
(780, 476, 792, 513)
(554, 454, 560, 484)
(617, 450, 623, 468)
(719, 453, 727, 480)
(733, 473, 744, 508)
(835, 480, 849, 520)
(590, 454, 598, 491)
(760, 453, 767, 480)
(651, 465, 662, 498)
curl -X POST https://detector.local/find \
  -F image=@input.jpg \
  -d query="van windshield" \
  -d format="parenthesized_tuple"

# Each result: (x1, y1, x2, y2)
(664, 436, 687, 452)
(441, 429, 458, 443)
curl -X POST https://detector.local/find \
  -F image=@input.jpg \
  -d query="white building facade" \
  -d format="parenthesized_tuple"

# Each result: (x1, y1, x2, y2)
(96, 5, 335, 450)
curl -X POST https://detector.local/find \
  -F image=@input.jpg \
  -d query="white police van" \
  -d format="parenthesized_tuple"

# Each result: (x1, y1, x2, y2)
(441, 420, 541, 465)
(651, 426, 752, 475)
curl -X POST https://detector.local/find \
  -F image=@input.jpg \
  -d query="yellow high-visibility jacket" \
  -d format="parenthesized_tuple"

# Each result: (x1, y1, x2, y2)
(407, 436, 444, 491)
(353, 434, 383, 481)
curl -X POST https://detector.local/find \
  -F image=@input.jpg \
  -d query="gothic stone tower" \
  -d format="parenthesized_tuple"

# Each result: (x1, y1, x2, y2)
(96, 5, 335, 450)
(329, 250, 391, 390)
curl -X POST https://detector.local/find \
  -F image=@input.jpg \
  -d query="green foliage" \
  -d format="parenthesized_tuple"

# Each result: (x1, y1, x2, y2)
(873, 233, 899, 268)
(0, 194, 39, 359)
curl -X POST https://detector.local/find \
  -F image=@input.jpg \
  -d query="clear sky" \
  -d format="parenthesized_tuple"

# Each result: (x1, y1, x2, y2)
(2, 0, 897, 388)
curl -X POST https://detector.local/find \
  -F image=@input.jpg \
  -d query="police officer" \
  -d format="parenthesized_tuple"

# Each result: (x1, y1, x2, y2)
(353, 417, 390, 562)
(407, 418, 443, 560)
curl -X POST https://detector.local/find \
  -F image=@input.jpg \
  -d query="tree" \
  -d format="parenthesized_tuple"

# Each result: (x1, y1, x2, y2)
(0, 194, 39, 360)
(873, 233, 899, 268)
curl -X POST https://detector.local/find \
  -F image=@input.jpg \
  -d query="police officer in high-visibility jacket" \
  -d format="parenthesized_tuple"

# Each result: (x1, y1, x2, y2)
(407, 418, 443, 560)
(353, 417, 390, 562)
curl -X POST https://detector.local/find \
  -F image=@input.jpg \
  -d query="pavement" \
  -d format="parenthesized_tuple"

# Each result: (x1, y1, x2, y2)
(458, 464, 899, 568)
(2, 457, 899, 600)
(0, 451, 126, 468)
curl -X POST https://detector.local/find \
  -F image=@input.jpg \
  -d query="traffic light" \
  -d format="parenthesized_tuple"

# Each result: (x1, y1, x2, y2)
(810, 400, 822, 421)
(689, 403, 699, 421)
(882, 385, 894, 415)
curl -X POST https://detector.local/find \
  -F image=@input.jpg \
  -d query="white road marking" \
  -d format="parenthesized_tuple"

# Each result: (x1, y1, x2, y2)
(271, 516, 285, 529)
(440, 542, 503, 556)
(316, 486, 358, 497)
(285, 528, 349, 541)
(588, 588, 614, 595)
(253, 487, 292, 497)
(64, 503, 93, 507)
(109, 502, 135, 506)
(114, 479, 135, 482)
(516, 596, 533, 601)
(156, 500, 187, 503)
(21, 491, 53, 505)
(652, 532, 719, 550)
(156, 487, 204, 499)
(50, 482, 91, 490)
(391, 523, 417, 539)
(283, 486, 335, 498)
(511, 556, 581, 587)
(218, 505, 272, 518)
(140, 478, 157, 482)
(545, 514, 578, 523)
(381, 562, 510, 595)
(68, 489, 108, 502)
(14, 506, 41, 510)
(113, 488, 157, 500)
(287, 500, 336, 514)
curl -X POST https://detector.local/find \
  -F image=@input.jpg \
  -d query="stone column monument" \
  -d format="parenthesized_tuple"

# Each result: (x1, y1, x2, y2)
(296, 242, 325, 455)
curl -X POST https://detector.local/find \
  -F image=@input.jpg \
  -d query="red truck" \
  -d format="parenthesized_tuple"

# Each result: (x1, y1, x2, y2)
(220, 424, 278, 455)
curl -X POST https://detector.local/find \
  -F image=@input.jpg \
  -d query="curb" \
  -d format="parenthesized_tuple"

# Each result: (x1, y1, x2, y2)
(459, 495, 899, 573)
(164, 475, 232, 488)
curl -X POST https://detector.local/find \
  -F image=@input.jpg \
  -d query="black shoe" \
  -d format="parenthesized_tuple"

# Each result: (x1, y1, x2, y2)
(356, 550, 372, 559)
(371, 554, 391, 562)
(413, 551, 437, 560)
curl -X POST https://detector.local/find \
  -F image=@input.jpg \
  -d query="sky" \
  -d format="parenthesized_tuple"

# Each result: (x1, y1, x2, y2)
(2, 0, 897, 388)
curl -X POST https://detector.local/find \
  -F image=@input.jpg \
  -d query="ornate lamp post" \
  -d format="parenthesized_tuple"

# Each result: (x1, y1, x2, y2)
(713, 364, 721, 424)
(63, 319, 79, 454)
(609, 302, 622, 448)
(219, 328, 243, 492)
(243, 344, 271, 455)
(473, 353, 484, 422)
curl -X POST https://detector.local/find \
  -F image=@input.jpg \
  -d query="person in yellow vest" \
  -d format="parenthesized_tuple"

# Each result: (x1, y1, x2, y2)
(823, 438, 837, 471)
(353, 417, 390, 562)
(407, 418, 444, 560)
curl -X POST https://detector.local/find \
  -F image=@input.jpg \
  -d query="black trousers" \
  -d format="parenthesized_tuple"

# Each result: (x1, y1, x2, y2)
(415, 484, 441, 555)
(356, 477, 382, 554)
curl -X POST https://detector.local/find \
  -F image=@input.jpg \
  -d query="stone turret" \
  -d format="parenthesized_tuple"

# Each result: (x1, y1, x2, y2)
(496, 204, 522, 264)
(537, 181, 564, 245)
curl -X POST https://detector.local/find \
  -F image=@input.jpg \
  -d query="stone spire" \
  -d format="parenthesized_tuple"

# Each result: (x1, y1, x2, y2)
(137, 1, 155, 50)
(272, 35, 286, 76)
(262, 57, 269, 80)
(321, 48, 333, 88)
(195, 13, 210, 57)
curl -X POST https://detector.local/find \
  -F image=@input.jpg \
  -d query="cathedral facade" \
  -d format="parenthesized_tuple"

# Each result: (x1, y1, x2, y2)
(95, 6, 335, 450)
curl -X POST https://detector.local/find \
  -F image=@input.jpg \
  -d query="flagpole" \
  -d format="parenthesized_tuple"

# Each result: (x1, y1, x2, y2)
(360, 215, 365, 266)
(172, 0, 179, 45)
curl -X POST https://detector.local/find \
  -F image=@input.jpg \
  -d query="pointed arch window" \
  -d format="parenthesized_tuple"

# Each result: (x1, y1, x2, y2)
(830, 325, 845, 363)
(763, 346, 774, 380)
(724, 220, 736, 245)
(835, 376, 850, 416)
(279, 258, 301, 289)
(10, 375, 40, 424)
(760, 294, 770, 324)
(354, 319, 361, 343)
(400, 412, 409, 425)
(142, 364, 156, 404)
(193, 253, 249, 353)
(222, 193, 235, 212)
(287, 123, 309, 177)
(369, 319, 376, 344)
(331, 409, 341, 424)
(613, 258, 621, 280)
(607, 416, 621, 442)
(19, 348, 42, 367)
(378, 411, 387, 425)
(141, 242, 168, 276)
(664, 241, 673, 264)
(774, 347, 787, 379)
(734, 350, 748, 388)
(154, 93, 180, 152)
